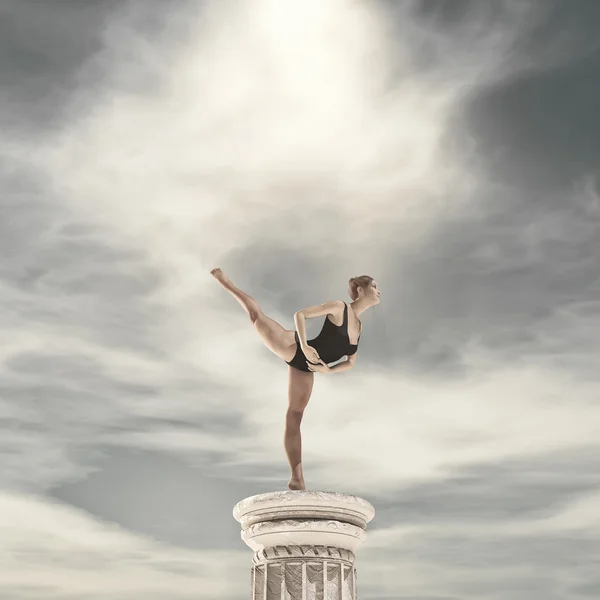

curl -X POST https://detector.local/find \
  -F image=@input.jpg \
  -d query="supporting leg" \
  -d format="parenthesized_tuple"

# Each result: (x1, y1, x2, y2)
(285, 409, 305, 490)
(285, 366, 314, 491)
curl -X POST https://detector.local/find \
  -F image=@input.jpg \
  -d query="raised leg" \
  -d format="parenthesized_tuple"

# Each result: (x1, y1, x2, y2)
(210, 268, 262, 321)
(285, 366, 314, 491)
(211, 268, 296, 361)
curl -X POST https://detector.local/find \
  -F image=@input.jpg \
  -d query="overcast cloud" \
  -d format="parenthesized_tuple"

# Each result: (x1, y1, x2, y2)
(1, 0, 599, 598)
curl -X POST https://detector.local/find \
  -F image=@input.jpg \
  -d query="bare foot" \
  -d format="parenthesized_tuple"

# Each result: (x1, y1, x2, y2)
(210, 268, 231, 287)
(288, 478, 306, 491)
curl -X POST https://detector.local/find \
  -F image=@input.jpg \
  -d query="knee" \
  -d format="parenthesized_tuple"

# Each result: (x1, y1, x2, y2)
(286, 408, 304, 423)
(249, 309, 262, 324)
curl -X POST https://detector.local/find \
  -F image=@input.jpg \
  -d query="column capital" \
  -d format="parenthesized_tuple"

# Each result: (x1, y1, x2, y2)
(233, 490, 375, 554)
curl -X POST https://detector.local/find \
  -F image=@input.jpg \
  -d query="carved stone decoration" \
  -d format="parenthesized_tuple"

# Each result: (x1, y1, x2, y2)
(233, 490, 375, 600)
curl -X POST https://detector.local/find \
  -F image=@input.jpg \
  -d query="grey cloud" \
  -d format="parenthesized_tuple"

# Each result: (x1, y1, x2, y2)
(0, 347, 243, 491)
(362, 447, 600, 598)
(465, 51, 600, 192)
(571, 582, 600, 598)
(0, 0, 199, 137)
(0, 0, 118, 135)
(448, 0, 600, 192)
(370, 445, 600, 527)
(406, 0, 529, 46)
(408, 0, 600, 43)
(402, 0, 600, 70)
(49, 446, 265, 550)
(373, 598, 463, 600)
(392, 0, 600, 192)
(370, 598, 462, 600)
(448, 576, 578, 600)
(379, 0, 534, 79)
(380, 183, 600, 377)
(134, 414, 245, 436)
(508, 0, 600, 70)
(0, 590, 64, 600)
(0, 158, 167, 357)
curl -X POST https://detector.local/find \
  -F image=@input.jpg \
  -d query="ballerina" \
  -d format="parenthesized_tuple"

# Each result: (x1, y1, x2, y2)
(210, 268, 380, 491)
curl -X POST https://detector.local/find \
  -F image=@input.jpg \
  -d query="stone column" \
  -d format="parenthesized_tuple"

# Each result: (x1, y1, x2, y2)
(233, 490, 375, 600)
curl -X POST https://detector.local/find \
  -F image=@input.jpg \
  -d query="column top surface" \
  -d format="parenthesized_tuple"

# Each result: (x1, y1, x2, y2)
(233, 490, 375, 524)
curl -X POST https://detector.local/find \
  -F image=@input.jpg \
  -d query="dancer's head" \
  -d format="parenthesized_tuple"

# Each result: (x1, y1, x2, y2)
(348, 275, 380, 305)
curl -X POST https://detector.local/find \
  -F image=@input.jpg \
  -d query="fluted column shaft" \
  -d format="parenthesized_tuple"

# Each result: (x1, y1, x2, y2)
(251, 544, 357, 600)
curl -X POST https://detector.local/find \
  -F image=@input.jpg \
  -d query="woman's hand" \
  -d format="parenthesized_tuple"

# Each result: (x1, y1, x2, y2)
(306, 360, 330, 374)
(302, 344, 321, 364)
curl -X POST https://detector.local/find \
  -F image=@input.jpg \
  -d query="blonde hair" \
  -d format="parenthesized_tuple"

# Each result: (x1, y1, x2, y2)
(348, 275, 374, 301)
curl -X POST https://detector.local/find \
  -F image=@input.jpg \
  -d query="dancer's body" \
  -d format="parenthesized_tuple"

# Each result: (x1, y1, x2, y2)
(210, 268, 380, 491)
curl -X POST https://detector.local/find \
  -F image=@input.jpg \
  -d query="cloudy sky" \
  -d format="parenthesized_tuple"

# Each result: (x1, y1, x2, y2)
(1, 0, 600, 598)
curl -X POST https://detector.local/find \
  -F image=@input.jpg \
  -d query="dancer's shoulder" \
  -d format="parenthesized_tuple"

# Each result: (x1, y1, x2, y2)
(295, 299, 344, 320)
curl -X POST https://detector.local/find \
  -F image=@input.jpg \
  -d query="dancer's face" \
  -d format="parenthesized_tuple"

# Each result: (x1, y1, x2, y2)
(370, 280, 381, 303)
(359, 280, 380, 303)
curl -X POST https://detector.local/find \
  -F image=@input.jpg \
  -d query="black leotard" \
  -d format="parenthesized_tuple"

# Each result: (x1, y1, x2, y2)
(286, 302, 361, 372)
